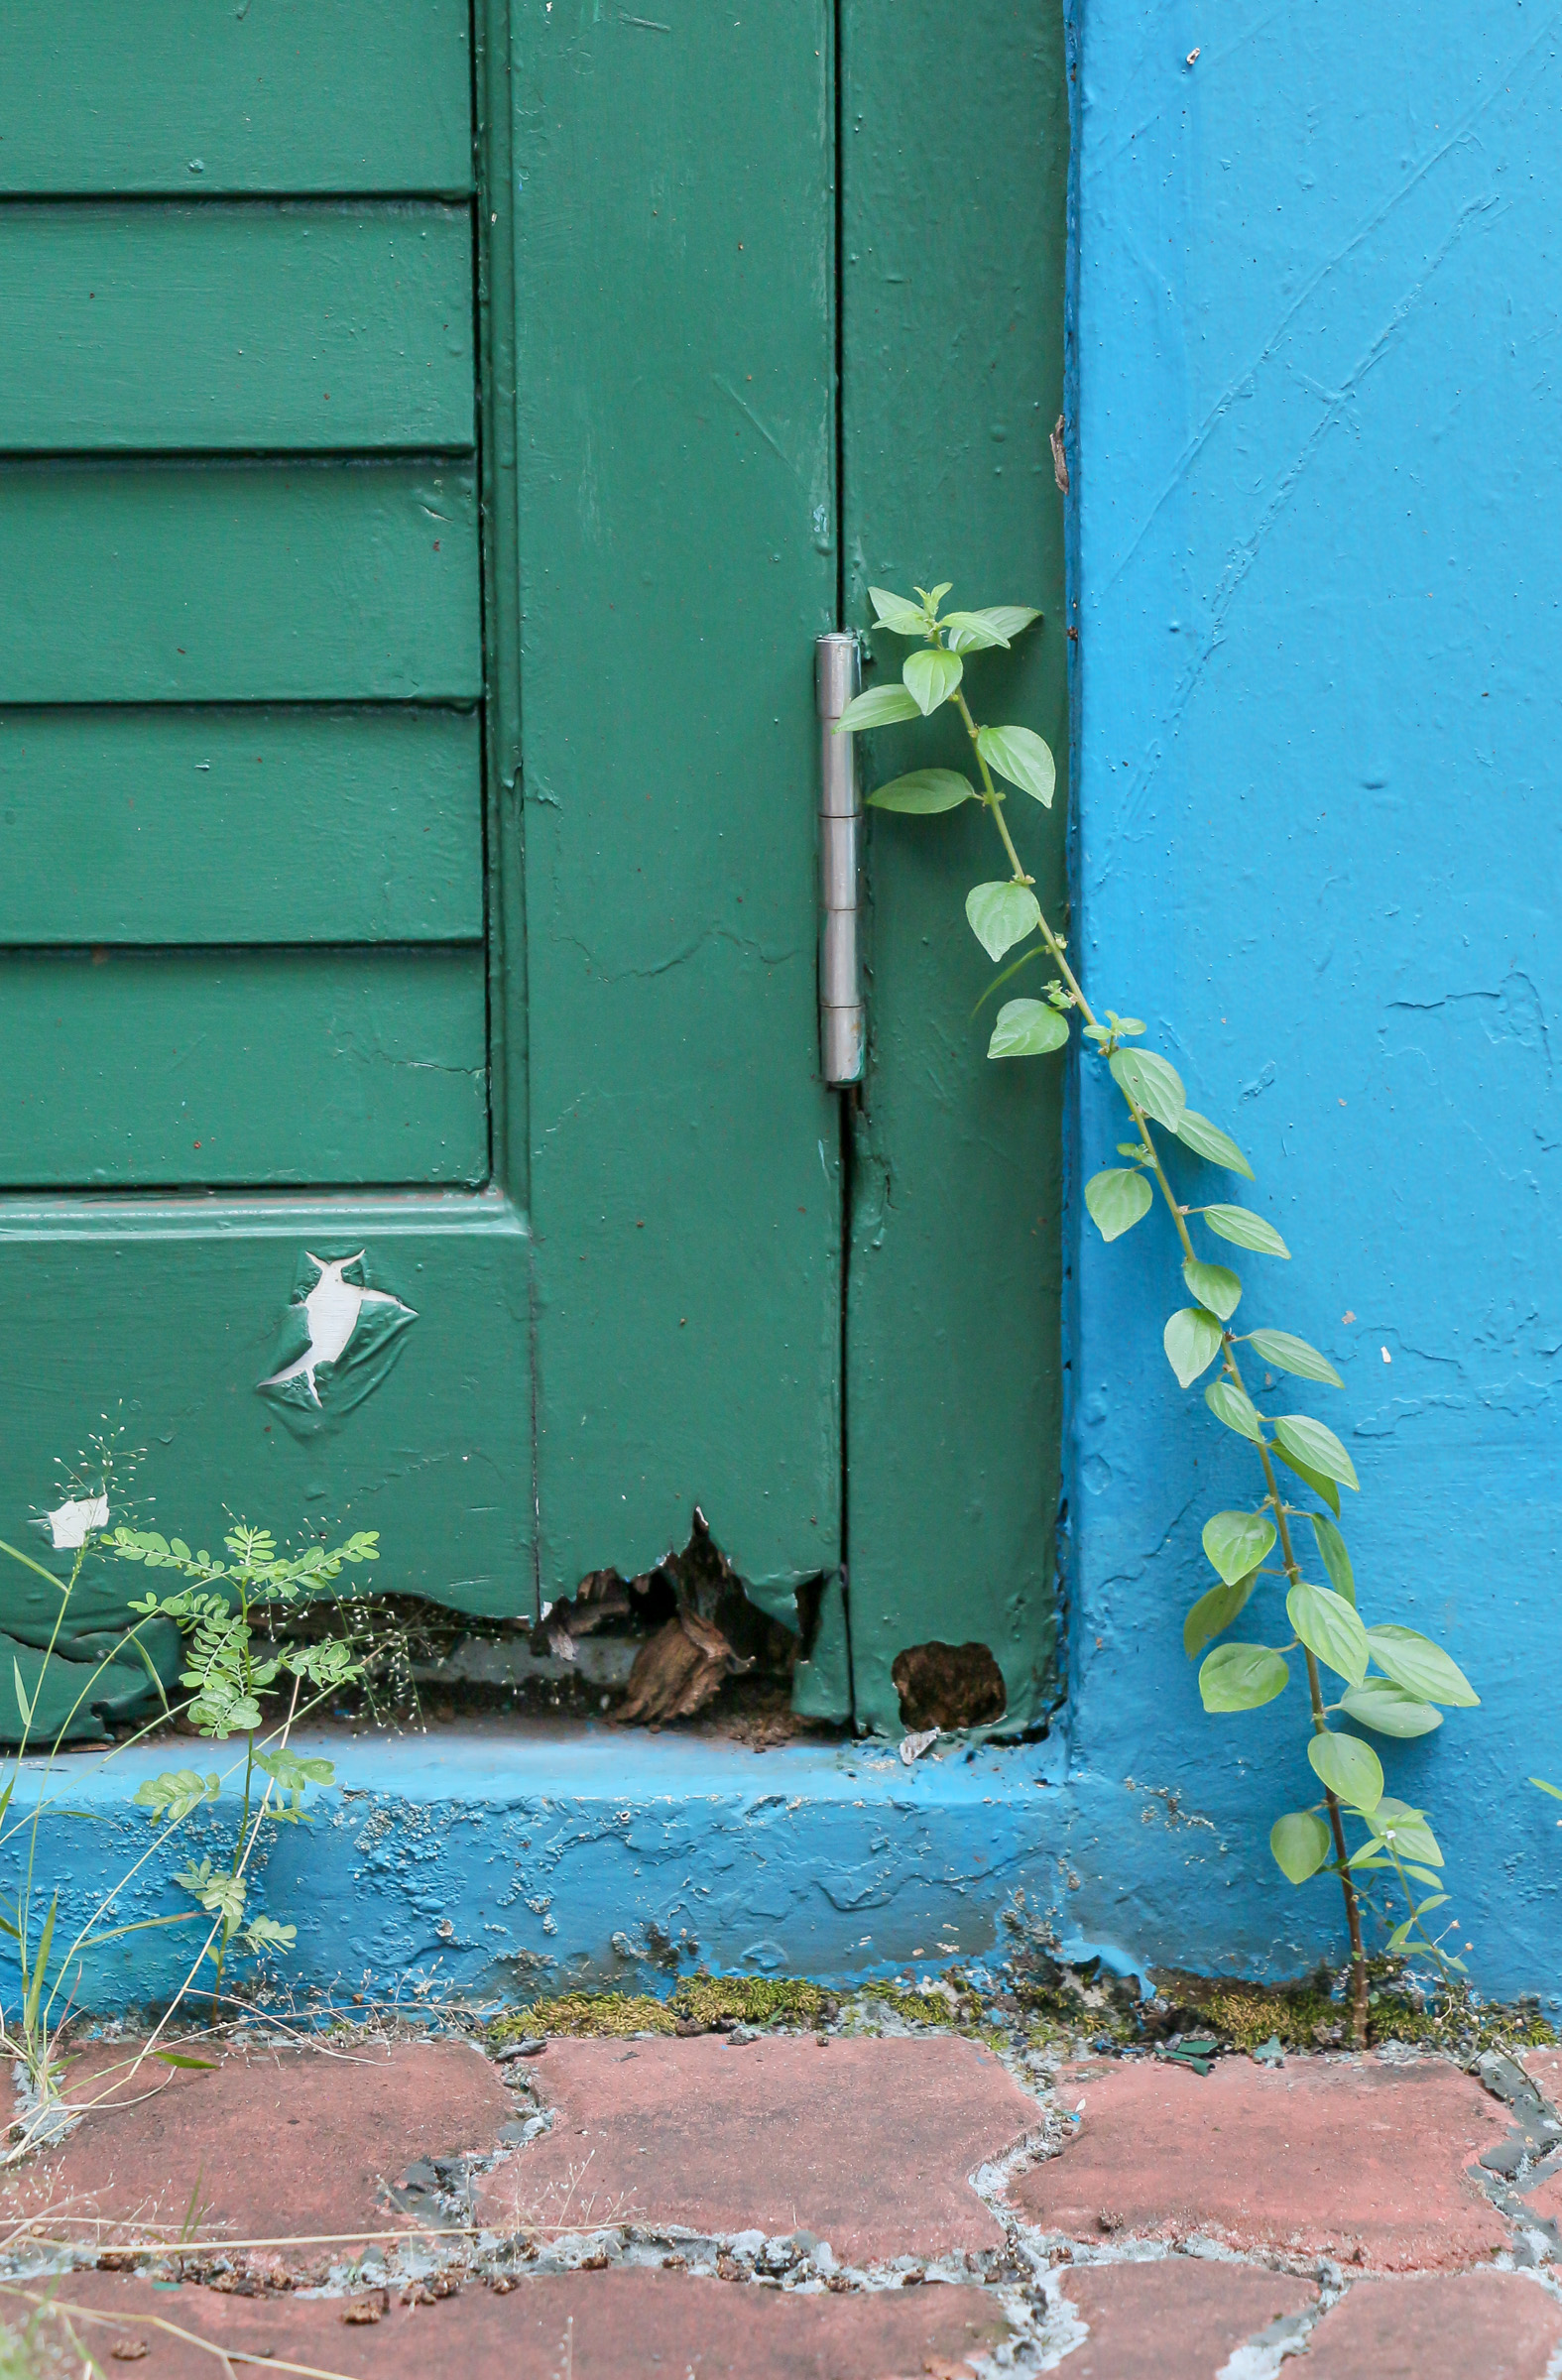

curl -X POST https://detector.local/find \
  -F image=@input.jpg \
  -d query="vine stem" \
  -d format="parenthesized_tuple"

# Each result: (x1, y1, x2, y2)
(958, 693, 1372, 2048)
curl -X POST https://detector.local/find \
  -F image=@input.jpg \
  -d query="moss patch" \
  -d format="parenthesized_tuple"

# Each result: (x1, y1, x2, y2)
(668, 1974, 830, 2028)
(492, 1992, 675, 2041)
(857, 1981, 955, 2026)
(1148, 1967, 1559, 2056)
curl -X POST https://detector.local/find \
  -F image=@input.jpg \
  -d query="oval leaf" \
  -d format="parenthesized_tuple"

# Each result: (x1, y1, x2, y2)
(1205, 1378, 1264, 1443)
(939, 609, 1010, 652)
(1175, 1110, 1256, 1179)
(868, 585, 928, 635)
(1245, 1330, 1343, 1388)
(1183, 1257, 1242, 1321)
(1270, 1810, 1332, 1885)
(1199, 1643, 1289, 1713)
(1109, 1048, 1186, 1131)
(868, 769, 977, 813)
(1201, 1205, 1291, 1258)
(1340, 1679, 1443, 1738)
(1085, 1168, 1153, 1243)
(965, 881, 1041, 961)
(1272, 1413, 1359, 1491)
(1272, 1442, 1341, 1517)
(1164, 1307, 1223, 1388)
(903, 647, 964, 715)
(1366, 1624, 1479, 1709)
(1202, 1509, 1277, 1587)
(988, 999, 1068, 1059)
(1287, 1581, 1370, 1687)
(943, 603, 1040, 653)
(835, 683, 921, 734)
(976, 724, 1055, 804)
(1309, 1512, 1355, 1605)
(1183, 1573, 1259, 1658)
(1366, 1795, 1443, 1866)
(1307, 1730, 1383, 1815)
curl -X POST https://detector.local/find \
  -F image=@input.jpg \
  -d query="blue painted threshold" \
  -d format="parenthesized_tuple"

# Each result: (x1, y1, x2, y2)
(3, 1720, 1547, 2015)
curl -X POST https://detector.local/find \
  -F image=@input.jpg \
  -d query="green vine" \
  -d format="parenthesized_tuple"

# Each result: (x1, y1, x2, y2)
(841, 584, 1479, 2046)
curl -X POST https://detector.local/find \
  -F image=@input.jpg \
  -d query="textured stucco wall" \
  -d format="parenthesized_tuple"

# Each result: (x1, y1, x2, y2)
(1064, 0, 1562, 1990)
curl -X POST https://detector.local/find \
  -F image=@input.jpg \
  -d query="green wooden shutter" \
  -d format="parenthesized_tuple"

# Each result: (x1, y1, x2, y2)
(0, 4, 531, 1718)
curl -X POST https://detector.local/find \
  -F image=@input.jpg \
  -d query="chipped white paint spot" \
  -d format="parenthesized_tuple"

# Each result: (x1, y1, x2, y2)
(259, 1252, 417, 1409)
(44, 1496, 108, 1550)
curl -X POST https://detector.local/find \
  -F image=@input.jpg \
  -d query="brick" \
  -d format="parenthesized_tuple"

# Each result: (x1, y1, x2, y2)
(0, 2037, 510, 2257)
(1014, 2054, 1511, 2269)
(1055, 2257, 1317, 2378)
(1303, 2270, 1562, 2378)
(5, 2266, 1020, 2380)
(478, 2034, 1040, 2264)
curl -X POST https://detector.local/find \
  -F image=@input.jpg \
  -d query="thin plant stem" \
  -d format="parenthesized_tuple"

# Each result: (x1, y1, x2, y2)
(961, 721, 1376, 2043)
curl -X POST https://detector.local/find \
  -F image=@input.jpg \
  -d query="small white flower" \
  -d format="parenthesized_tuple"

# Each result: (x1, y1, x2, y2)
(45, 1496, 108, 1550)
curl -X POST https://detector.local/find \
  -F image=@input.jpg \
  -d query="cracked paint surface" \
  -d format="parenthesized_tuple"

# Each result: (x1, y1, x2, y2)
(1066, 0, 1562, 1992)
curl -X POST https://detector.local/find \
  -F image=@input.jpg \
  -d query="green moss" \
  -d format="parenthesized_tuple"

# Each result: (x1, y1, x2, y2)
(492, 1992, 676, 2041)
(857, 1980, 952, 2026)
(1148, 1967, 1559, 2056)
(668, 1974, 829, 2028)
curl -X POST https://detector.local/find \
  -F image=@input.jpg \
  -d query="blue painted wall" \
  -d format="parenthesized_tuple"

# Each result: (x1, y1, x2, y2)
(1065, 0, 1562, 1992)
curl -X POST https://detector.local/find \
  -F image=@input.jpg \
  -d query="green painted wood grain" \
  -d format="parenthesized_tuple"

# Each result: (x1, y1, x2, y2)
(0, 1198, 531, 1617)
(1, 948, 488, 1186)
(0, 461, 481, 703)
(0, 707, 482, 945)
(841, 0, 1069, 1734)
(0, 4, 473, 196)
(514, 0, 842, 1611)
(0, 205, 474, 452)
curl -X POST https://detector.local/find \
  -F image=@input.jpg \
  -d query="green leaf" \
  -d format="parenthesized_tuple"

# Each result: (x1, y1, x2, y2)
(1183, 1573, 1258, 1658)
(868, 769, 977, 813)
(1309, 1513, 1355, 1604)
(834, 683, 921, 734)
(1340, 1679, 1443, 1738)
(1199, 1643, 1289, 1713)
(1307, 1731, 1383, 1815)
(1109, 1048, 1186, 1130)
(1286, 1582, 1370, 1687)
(1365, 1795, 1442, 1867)
(1164, 1307, 1223, 1388)
(255, 1749, 335, 1792)
(1183, 1258, 1242, 1322)
(937, 610, 1007, 652)
(1366, 1625, 1479, 1709)
(1174, 1110, 1255, 1179)
(1403, 1863, 1444, 1887)
(1532, 1778, 1562, 1800)
(1205, 1378, 1265, 1443)
(1245, 1330, 1343, 1388)
(1271, 1413, 1359, 1491)
(1270, 1811, 1332, 1884)
(976, 724, 1055, 804)
(903, 648, 963, 715)
(1271, 1442, 1341, 1516)
(132, 1769, 221, 1825)
(243, 1915, 300, 1953)
(11, 1662, 29, 1731)
(153, 2051, 219, 2070)
(965, 881, 1041, 961)
(867, 585, 928, 635)
(942, 604, 1040, 652)
(25, 1899, 57, 2033)
(988, 1000, 1069, 1059)
(1202, 1509, 1277, 1586)
(1201, 1205, 1291, 1258)
(1084, 1168, 1154, 1243)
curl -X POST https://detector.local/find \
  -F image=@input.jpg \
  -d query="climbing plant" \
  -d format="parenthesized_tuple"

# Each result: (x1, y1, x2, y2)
(840, 584, 1479, 2045)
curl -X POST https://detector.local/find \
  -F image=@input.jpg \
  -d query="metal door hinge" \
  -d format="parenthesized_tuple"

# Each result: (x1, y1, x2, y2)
(815, 632, 864, 1087)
